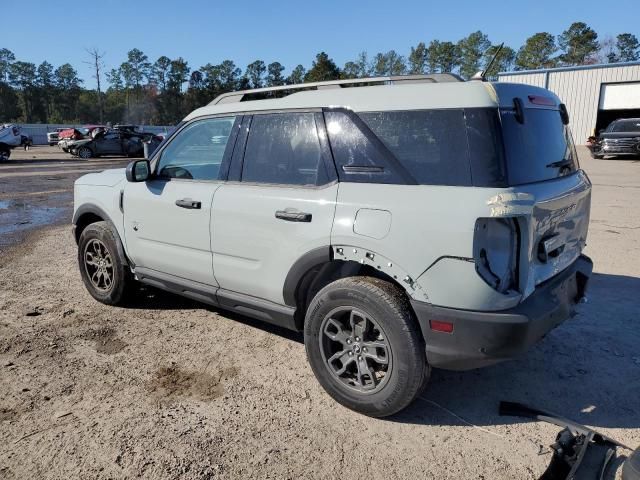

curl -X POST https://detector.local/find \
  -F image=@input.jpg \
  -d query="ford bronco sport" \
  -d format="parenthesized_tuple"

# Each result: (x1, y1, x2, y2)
(73, 74, 592, 417)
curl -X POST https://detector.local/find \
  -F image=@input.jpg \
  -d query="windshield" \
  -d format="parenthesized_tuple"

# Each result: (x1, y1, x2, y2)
(500, 108, 578, 186)
(607, 120, 640, 133)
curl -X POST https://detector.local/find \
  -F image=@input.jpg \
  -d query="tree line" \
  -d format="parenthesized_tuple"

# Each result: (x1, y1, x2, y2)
(0, 22, 638, 126)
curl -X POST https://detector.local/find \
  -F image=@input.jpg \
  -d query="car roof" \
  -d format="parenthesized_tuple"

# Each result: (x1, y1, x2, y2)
(184, 82, 502, 120)
(184, 81, 562, 121)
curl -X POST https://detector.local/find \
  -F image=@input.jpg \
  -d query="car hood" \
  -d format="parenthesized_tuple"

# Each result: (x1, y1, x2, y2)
(75, 168, 126, 187)
(69, 139, 92, 147)
(600, 132, 640, 140)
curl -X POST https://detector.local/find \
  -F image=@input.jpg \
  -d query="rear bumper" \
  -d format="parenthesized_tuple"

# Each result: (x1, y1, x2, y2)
(411, 255, 593, 371)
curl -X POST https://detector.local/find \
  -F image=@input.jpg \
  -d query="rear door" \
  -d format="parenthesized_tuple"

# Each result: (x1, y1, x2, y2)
(211, 112, 338, 305)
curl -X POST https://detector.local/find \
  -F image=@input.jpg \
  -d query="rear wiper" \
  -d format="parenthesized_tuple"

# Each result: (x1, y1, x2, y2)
(546, 158, 573, 169)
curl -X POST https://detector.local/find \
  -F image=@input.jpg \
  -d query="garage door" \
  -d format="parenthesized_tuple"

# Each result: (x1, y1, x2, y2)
(599, 82, 640, 110)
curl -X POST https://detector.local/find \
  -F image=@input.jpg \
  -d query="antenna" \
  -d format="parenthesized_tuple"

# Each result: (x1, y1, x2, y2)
(471, 43, 504, 81)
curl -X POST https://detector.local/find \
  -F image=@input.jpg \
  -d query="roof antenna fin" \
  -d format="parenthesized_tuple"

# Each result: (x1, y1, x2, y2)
(471, 43, 504, 81)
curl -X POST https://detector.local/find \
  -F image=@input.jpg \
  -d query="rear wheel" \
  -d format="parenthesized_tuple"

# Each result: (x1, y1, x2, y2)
(78, 147, 92, 159)
(304, 276, 428, 417)
(78, 221, 133, 305)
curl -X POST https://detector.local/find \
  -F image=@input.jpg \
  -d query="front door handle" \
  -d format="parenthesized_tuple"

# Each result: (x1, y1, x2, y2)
(175, 198, 201, 209)
(275, 209, 312, 222)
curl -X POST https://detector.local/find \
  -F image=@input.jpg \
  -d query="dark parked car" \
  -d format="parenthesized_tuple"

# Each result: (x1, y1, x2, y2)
(69, 130, 156, 159)
(591, 118, 640, 159)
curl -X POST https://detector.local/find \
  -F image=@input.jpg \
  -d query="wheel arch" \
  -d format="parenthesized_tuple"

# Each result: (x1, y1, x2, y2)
(284, 246, 426, 330)
(73, 204, 130, 268)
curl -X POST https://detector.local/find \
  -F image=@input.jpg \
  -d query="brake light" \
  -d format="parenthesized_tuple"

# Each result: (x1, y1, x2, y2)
(473, 217, 520, 293)
(528, 95, 555, 106)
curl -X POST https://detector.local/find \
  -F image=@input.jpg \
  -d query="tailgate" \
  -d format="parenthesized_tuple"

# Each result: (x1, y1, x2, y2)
(524, 171, 591, 292)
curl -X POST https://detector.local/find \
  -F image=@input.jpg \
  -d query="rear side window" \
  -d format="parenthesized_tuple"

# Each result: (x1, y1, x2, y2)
(325, 108, 506, 187)
(359, 110, 471, 186)
(242, 113, 328, 186)
(500, 108, 578, 186)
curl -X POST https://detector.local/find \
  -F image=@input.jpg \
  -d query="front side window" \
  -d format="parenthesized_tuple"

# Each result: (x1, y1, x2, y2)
(241, 113, 327, 186)
(156, 116, 236, 180)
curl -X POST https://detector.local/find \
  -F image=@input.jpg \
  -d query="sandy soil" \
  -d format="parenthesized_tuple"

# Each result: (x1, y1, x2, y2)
(0, 149, 639, 479)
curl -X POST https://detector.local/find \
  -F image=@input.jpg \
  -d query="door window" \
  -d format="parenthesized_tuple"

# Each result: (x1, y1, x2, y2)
(241, 113, 327, 186)
(157, 116, 236, 180)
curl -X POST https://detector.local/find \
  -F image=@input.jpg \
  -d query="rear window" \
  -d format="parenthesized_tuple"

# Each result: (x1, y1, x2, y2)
(500, 108, 578, 186)
(326, 108, 506, 187)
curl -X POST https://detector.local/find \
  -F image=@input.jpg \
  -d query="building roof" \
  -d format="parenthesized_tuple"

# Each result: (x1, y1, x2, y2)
(498, 60, 640, 77)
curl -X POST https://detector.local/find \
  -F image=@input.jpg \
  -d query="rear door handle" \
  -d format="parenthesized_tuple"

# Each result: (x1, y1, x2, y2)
(175, 198, 201, 209)
(275, 209, 312, 222)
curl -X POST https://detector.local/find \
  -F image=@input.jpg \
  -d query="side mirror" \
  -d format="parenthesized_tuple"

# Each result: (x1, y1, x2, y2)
(559, 103, 570, 125)
(126, 159, 150, 182)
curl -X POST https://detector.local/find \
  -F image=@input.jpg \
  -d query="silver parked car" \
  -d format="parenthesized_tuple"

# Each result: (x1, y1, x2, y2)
(72, 75, 592, 417)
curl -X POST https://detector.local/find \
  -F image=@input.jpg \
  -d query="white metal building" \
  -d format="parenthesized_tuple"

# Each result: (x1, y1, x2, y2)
(498, 61, 640, 144)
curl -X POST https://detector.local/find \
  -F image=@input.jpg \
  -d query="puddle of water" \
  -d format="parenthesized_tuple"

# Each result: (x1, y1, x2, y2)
(0, 192, 72, 246)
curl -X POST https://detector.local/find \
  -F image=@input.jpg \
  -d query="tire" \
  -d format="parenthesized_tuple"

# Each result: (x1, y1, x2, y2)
(78, 147, 93, 159)
(0, 146, 10, 162)
(304, 276, 429, 417)
(77, 221, 133, 305)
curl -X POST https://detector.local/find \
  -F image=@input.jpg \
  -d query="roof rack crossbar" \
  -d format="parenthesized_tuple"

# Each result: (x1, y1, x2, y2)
(208, 73, 463, 105)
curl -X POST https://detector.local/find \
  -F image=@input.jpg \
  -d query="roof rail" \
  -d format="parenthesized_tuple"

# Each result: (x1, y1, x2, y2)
(208, 73, 464, 105)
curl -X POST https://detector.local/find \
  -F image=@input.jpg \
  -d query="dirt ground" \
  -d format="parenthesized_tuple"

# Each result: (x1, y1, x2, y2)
(0, 147, 639, 479)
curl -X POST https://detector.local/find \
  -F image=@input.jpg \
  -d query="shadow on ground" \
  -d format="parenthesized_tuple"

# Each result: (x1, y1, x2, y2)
(122, 272, 640, 431)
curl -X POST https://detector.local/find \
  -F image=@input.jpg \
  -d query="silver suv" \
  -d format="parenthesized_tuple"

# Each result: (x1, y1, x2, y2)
(73, 75, 592, 417)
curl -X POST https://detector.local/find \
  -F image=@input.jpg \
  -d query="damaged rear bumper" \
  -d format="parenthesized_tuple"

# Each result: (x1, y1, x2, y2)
(411, 254, 593, 370)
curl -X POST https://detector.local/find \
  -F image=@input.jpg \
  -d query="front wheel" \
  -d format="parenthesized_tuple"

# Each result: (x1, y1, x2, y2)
(78, 147, 92, 159)
(0, 146, 10, 162)
(78, 221, 133, 305)
(304, 276, 429, 417)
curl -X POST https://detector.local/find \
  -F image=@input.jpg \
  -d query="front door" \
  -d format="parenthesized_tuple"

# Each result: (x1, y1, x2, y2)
(96, 131, 123, 155)
(123, 115, 239, 286)
(212, 112, 338, 305)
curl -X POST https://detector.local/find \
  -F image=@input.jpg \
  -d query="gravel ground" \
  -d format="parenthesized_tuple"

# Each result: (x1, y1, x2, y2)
(0, 148, 639, 479)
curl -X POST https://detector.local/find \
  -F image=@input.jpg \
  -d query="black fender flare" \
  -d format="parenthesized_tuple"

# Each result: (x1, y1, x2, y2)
(282, 246, 332, 307)
(73, 203, 130, 267)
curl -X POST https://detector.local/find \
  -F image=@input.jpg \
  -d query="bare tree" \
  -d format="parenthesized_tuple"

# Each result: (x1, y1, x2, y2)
(84, 48, 106, 123)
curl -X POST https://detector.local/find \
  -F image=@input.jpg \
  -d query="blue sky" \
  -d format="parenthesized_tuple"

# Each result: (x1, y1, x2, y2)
(6, 0, 639, 87)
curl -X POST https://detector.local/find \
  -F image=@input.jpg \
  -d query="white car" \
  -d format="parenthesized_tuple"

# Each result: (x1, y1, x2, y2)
(47, 128, 68, 146)
(73, 75, 593, 417)
(0, 124, 21, 161)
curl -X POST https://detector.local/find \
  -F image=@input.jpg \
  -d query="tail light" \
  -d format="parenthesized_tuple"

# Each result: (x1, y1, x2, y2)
(473, 218, 520, 293)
